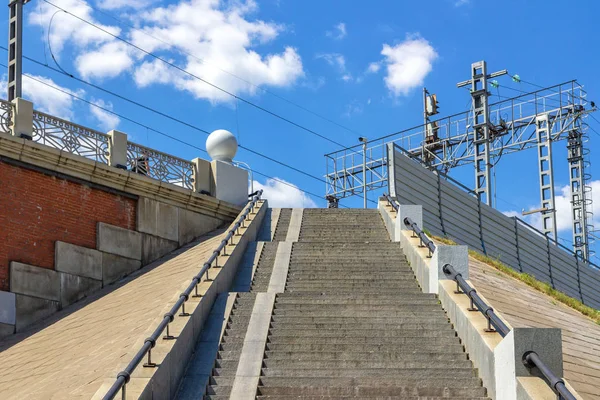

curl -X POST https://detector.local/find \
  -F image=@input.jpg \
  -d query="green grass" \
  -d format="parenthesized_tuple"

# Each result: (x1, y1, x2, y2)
(432, 235, 600, 325)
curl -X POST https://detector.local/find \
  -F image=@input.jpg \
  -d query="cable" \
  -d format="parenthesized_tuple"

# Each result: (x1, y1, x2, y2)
(11, 65, 334, 205)
(4, 49, 331, 186)
(47, 10, 72, 77)
(41, 0, 351, 149)
(68, 0, 365, 141)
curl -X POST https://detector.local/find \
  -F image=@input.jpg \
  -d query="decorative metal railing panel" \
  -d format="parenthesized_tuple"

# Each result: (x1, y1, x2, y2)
(126, 142, 195, 190)
(32, 111, 110, 163)
(0, 100, 12, 134)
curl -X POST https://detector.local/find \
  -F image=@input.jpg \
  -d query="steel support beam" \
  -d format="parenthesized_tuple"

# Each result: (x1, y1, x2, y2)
(7, 0, 25, 101)
(567, 126, 590, 260)
(469, 61, 492, 206)
(535, 114, 557, 240)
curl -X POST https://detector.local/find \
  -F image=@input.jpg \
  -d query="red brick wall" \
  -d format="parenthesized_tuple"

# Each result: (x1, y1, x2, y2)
(0, 161, 136, 291)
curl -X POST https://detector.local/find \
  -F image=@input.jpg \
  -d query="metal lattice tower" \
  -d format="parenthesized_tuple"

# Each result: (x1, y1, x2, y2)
(325, 61, 597, 260)
(7, 0, 28, 101)
(535, 114, 558, 240)
(567, 119, 595, 260)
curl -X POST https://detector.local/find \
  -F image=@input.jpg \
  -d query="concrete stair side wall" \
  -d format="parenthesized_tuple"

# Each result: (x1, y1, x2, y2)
(0, 197, 230, 338)
(379, 199, 582, 400)
(91, 199, 268, 400)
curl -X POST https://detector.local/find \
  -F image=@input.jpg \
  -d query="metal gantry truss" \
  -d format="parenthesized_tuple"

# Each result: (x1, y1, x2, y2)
(325, 60, 597, 261)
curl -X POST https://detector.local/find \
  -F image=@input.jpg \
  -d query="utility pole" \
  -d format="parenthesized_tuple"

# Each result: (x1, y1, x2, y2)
(422, 87, 440, 167)
(359, 137, 367, 208)
(457, 61, 507, 206)
(8, 0, 29, 101)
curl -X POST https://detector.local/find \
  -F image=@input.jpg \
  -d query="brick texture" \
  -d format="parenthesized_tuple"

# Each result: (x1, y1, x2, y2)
(0, 161, 136, 291)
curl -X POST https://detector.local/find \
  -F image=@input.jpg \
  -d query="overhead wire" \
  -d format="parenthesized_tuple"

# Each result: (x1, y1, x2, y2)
(67, 0, 365, 141)
(2, 48, 331, 187)
(41, 0, 351, 149)
(7, 63, 342, 206)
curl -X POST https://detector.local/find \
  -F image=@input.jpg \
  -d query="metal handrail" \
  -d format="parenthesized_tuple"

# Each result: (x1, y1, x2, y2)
(383, 198, 578, 400)
(523, 352, 577, 400)
(102, 190, 263, 400)
(442, 263, 510, 336)
(404, 216, 435, 256)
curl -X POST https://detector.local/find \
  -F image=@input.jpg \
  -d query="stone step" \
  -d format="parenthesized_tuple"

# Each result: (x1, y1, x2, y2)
(266, 329, 456, 338)
(272, 304, 443, 312)
(274, 297, 437, 305)
(257, 378, 486, 397)
(263, 351, 468, 361)
(271, 309, 443, 318)
(270, 316, 449, 325)
(267, 336, 461, 346)
(286, 274, 416, 280)
(268, 322, 452, 331)
(261, 359, 474, 370)
(256, 396, 489, 400)
(275, 293, 434, 300)
(264, 342, 467, 354)
(282, 289, 425, 295)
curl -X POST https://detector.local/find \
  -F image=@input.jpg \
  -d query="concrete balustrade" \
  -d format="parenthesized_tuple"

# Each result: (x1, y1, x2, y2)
(378, 198, 582, 400)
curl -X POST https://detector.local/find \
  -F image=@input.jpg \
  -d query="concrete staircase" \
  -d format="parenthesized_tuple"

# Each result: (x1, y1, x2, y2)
(176, 208, 489, 399)
(256, 209, 489, 399)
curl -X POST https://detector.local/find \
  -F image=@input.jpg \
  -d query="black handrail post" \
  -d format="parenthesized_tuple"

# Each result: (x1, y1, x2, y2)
(163, 313, 175, 340)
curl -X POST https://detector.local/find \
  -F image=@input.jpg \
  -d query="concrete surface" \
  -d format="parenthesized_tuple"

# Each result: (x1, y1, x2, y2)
(55, 241, 103, 280)
(137, 198, 179, 242)
(229, 293, 276, 400)
(141, 234, 179, 265)
(268, 242, 292, 293)
(286, 209, 303, 242)
(97, 222, 142, 260)
(15, 293, 59, 332)
(210, 160, 248, 206)
(178, 208, 223, 246)
(60, 273, 102, 307)
(10, 262, 60, 302)
(101, 253, 142, 285)
(0, 291, 16, 325)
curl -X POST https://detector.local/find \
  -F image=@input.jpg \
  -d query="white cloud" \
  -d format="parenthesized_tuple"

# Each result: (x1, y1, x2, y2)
(366, 62, 382, 74)
(316, 53, 346, 72)
(253, 178, 317, 208)
(455, 0, 470, 6)
(76, 41, 135, 80)
(377, 35, 438, 96)
(29, 0, 121, 55)
(96, 0, 157, 10)
(343, 100, 364, 118)
(22, 75, 83, 120)
(126, 0, 303, 102)
(326, 22, 347, 40)
(316, 53, 354, 82)
(29, 0, 304, 103)
(89, 98, 120, 130)
(503, 181, 600, 240)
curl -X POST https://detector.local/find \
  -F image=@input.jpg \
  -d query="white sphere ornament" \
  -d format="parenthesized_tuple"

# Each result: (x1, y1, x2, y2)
(206, 129, 238, 163)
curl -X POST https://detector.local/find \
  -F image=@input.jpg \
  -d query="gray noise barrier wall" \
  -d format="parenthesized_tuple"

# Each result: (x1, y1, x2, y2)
(387, 143, 600, 310)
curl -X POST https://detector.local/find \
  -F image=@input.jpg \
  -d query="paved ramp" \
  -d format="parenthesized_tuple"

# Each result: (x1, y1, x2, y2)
(0, 228, 227, 400)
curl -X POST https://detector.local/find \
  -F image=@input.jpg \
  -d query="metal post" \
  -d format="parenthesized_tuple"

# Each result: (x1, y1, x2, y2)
(457, 60, 507, 206)
(567, 126, 589, 260)
(358, 137, 368, 208)
(536, 114, 557, 240)
(8, 0, 27, 101)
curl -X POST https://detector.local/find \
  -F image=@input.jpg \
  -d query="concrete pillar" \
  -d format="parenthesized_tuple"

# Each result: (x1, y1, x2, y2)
(210, 160, 248, 205)
(107, 130, 128, 169)
(193, 157, 211, 194)
(397, 204, 423, 231)
(493, 328, 563, 400)
(428, 244, 469, 294)
(10, 97, 33, 139)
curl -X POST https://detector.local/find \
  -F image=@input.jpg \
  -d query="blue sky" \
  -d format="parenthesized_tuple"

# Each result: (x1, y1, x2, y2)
(3, 0, 600, 258)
